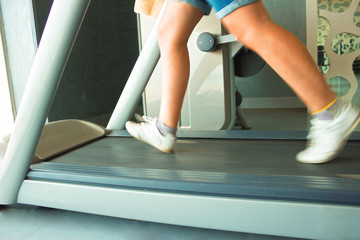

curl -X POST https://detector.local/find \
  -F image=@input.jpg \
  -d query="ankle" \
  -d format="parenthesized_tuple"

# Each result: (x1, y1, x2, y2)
(156, 120, 177, 136)
(311, 98, 342, 120)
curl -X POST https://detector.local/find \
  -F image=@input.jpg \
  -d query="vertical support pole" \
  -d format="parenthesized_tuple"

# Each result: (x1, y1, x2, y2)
(0, 0, 91, 204)
(305, 0, 318, 62)
(106, 4, 167, 130)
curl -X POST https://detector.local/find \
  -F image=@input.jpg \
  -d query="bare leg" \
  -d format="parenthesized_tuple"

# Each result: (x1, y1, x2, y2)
(221, 1, 336, 113)
(157, 2, 204, 128)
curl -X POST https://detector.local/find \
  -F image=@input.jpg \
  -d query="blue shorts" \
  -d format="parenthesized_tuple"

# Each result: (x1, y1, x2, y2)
(166, 0, 259, 19)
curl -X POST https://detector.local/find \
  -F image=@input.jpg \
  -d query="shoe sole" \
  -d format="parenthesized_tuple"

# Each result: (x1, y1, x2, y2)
(297, 113, 360, 164)
(137, 135, 174, 153)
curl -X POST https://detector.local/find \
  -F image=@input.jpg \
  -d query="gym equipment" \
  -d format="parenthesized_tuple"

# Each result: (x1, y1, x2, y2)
(195, 31, 265, 129)
(0, 1, 359, 239)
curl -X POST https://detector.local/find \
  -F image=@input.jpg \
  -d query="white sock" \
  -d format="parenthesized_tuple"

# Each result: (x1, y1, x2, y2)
(312, 98, 342, 120)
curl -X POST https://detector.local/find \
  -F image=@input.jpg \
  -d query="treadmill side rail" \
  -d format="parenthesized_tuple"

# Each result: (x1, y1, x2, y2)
(18, 179, 360, 240)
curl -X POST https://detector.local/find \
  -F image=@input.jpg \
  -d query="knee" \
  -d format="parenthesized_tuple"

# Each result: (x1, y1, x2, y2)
(235, 20, 276, 48)
(157, 19, 189, 54)
(222, 10, 276, 49)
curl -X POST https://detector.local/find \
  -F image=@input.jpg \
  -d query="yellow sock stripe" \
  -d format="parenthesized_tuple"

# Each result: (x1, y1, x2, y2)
(311, 97, 338, 115)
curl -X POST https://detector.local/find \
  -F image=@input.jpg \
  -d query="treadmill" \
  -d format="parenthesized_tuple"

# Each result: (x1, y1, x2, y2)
(1, 1, 359, 240)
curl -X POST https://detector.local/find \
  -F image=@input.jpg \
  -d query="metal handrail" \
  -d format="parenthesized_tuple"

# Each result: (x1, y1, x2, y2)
(106, 4, 167, 130)
(0, 0, 91, 204)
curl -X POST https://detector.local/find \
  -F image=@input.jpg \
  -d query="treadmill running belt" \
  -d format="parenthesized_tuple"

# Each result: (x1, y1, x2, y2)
(28, 137, 360, 205)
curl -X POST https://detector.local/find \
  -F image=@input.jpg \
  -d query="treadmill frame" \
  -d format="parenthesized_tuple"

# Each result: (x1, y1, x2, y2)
(18, 179, 360, 240)
(0, 1, 359, 239)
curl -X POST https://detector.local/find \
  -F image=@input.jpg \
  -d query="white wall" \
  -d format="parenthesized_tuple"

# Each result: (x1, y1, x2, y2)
(0, 39, 13, 164)
(0, 85, 13, 138)
(0, 20, 14, 138)
(0, 0, 37, 111)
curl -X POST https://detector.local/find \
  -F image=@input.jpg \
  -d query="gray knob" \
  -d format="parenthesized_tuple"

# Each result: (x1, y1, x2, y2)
(197, 32, 217, 52)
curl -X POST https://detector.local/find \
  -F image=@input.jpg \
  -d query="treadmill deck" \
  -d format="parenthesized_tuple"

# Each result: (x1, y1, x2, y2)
(28, 136, 360, 205)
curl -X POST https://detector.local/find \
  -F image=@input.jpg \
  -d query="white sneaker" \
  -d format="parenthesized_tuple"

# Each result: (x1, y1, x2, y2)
(125, 116, 176, 153)
(296, 102, 360, 164)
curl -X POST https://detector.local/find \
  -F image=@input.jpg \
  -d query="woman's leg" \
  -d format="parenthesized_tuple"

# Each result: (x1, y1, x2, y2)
(157, 2, 204, 128)
(220, 1, 360, 163)
(126, 2, 205, 153)
(221, 1, 335, 113)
